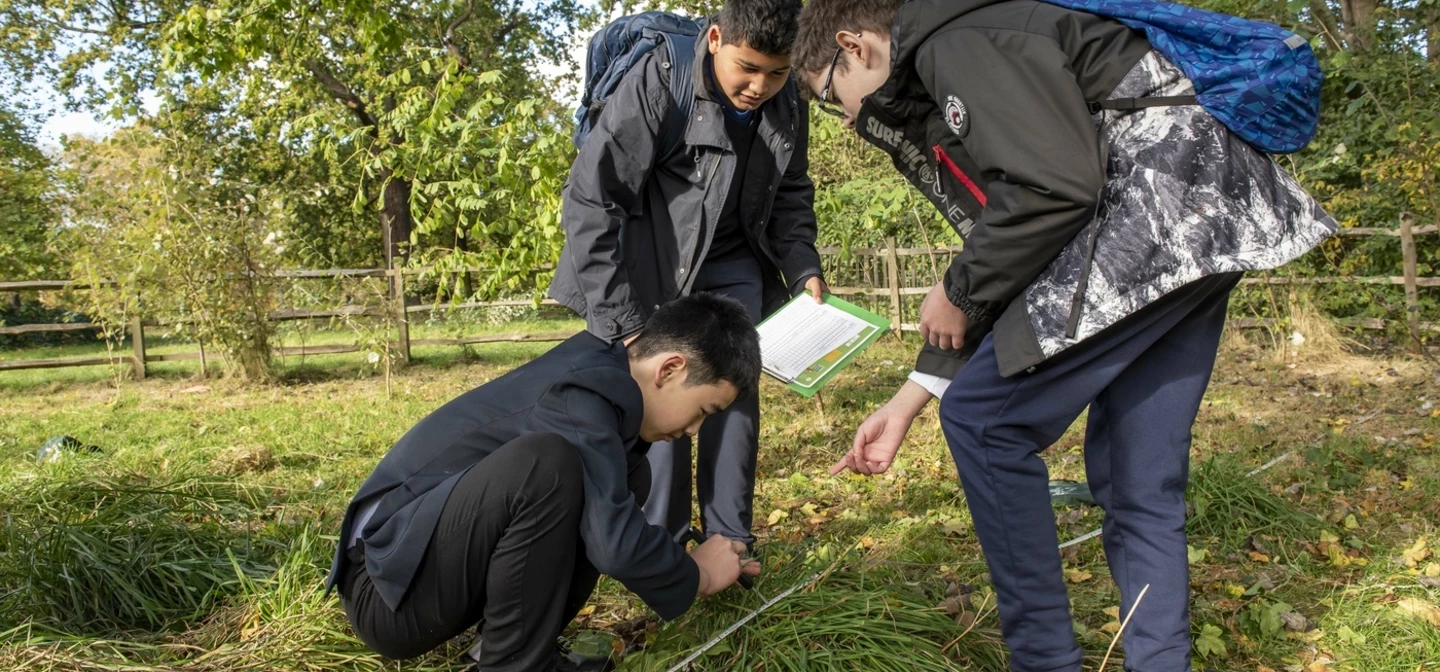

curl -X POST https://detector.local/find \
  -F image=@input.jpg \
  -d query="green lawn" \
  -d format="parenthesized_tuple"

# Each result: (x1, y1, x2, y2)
(1, 321, 1437, 671)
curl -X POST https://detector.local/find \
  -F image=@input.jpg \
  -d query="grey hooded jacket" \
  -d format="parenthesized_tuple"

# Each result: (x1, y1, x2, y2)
(549, 34, 823, 341)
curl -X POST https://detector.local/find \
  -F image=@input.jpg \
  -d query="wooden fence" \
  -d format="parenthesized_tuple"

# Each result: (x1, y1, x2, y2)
(1, 219, 1435, 377)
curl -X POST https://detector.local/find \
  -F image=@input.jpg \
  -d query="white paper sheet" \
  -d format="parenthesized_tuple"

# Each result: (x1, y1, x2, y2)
(755, 299, 871, 382)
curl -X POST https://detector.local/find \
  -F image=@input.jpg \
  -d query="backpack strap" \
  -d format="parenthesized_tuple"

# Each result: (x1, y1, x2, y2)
(1087, 95, 1198, 115)
(657, 31, 698, 162)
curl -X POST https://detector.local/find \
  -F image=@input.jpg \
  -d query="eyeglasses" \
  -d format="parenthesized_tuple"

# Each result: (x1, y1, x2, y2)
(816, 45, 845, 118)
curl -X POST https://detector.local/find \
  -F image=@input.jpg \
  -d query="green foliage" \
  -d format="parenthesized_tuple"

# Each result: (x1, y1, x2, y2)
(808, 109, 956, 251)
(0, 106, 59, 281)
(1237, 599, 1294, 640)
(362, 64, 576, 300)
(1194, 622, 1228, 659)
(63, 127, 280, 380)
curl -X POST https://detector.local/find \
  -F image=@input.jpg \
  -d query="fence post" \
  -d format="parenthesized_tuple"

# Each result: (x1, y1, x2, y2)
(130, 315, 146, 380)
(392, 268, 412, 364)
(1400, 213, 1421, 352)
(885, 236, 902, 333)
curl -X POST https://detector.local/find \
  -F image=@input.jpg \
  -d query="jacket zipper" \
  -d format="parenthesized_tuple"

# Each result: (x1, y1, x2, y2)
(679, 152, 725, 297)
(933, 145, 987, 207)
(1063, 186, 1107, 340)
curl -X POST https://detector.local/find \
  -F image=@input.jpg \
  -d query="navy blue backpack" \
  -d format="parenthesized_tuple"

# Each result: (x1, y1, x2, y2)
(1038, 0, 1323, 154)
(572, 12, 704, 157)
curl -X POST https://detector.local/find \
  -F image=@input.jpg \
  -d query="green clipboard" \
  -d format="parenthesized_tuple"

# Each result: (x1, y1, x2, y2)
(756, 293, 891, 397)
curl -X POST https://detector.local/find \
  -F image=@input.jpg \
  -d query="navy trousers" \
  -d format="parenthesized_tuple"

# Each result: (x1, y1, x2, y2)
(939, 274, 1239, 672)
(643, 254, 764, 544)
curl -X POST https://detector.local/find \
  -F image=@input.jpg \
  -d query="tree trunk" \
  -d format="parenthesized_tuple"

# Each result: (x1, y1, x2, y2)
(1339, 0, 1380, 50)
(380, 170, 413, 270)
(454, 230, 476, 299)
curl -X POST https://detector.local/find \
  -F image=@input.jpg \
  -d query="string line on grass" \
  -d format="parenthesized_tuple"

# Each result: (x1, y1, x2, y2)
(662, 570, 825, 672)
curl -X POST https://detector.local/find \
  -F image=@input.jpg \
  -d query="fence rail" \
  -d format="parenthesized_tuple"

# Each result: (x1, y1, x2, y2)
(2, 220, 1435, 376)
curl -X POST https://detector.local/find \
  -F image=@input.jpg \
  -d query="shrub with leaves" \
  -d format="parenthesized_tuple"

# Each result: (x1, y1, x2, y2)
(63, 126, 281, 380)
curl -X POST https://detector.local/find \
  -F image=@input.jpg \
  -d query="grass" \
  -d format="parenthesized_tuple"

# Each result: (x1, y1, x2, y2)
(1, 319, 1438, 671)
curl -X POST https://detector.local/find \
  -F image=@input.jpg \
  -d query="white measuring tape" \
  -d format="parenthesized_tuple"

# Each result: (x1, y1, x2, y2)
(662, 570, 823, 672)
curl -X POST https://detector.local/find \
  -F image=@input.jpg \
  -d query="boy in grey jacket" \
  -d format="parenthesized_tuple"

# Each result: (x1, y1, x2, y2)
(794, 0, 1334, 669)
(550, 0, 826, 550)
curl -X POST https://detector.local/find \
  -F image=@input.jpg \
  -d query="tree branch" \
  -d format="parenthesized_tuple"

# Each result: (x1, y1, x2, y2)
(443, 0, 477, 68)
(1307, 0, 1346, 51)
(304, 59, 378, 131)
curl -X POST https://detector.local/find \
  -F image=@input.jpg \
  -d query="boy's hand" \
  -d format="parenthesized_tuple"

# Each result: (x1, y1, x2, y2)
(830, 381, 931, 476)
(803, 276, 828, 304)
(692, 535, 761, 598)
(919, 281, 969, 351)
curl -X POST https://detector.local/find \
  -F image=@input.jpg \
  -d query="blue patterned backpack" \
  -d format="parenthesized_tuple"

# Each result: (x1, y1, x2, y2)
(1039, 0, 1323, 154)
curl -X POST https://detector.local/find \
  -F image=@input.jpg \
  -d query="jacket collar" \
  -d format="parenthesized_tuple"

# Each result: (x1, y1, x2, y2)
(684, 30, 798, 151)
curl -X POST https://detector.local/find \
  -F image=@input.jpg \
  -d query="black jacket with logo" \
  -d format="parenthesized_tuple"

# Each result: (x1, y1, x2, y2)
(862, 0, 1334, 378)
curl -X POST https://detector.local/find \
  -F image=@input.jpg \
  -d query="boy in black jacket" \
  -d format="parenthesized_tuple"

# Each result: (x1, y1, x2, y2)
(328, 294, 762, 671)
(794, 0, 1334, 669)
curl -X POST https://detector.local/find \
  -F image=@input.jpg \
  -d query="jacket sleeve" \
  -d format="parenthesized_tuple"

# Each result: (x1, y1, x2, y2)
(525, 369, 699, 620)
(916, 29, 1106, 325)
(560, 58, 671, 341)
(912, 320, 989, 377)
(764, 90, 824, 293)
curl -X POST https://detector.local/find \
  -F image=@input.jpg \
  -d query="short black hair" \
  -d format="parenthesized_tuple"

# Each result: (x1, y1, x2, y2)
(717, 0, 804, 56)
(793, 0, 904, 81)
(628, 293, 762, 400)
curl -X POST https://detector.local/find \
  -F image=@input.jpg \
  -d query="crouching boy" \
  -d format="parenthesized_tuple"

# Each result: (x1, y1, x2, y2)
(794, 0, 1336, 670)
(326, 294, 762, 671)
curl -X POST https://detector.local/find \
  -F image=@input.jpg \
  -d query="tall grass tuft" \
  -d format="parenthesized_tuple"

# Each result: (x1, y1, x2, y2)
(0, 476, 284, 632)
(1187, 455, 1315, 548)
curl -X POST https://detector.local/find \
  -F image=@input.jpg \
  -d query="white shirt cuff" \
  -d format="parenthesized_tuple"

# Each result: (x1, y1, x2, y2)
(907, 370, 952, 399)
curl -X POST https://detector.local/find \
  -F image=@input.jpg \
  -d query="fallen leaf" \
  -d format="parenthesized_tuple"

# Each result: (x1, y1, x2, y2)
(859, 536, 876, 550)
(1402, 536, 1431, 568)
(942, 519, 968, 536)
(576, 605, 596, 617)
(1343, 514, 1360, 530)
(180, 385, 211, 394)
(1248, 551, 1272, 563)
(1064, 568, 1093, 584)
(766, 509, 788, 526)
(1395, 597, 1440, 627)
(800, 502, 819, 517)
(1258, 666, 1278, 672)
(1103, 606, 1120, 619)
